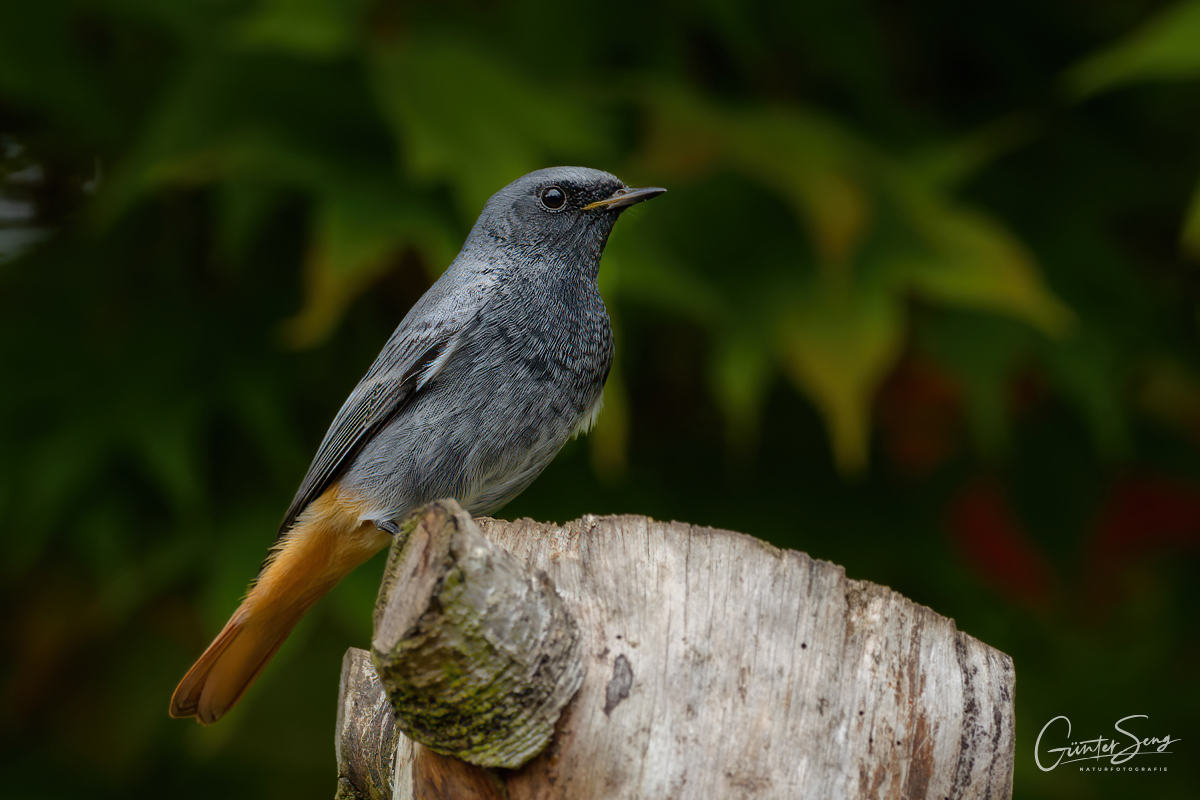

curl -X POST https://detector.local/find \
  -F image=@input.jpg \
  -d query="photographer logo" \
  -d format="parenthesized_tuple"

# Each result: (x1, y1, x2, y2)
(1035, 715, 1179, 772)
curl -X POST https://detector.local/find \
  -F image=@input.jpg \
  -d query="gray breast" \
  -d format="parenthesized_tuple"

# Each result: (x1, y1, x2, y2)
(342, 271, 612, 521)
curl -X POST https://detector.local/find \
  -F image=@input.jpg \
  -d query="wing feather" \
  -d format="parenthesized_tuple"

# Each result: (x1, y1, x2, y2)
(276, 324, 459, 537)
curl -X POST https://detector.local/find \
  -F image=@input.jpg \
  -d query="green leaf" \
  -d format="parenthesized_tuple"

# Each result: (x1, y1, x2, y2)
(639, 85, 873, 270)
(777, 280, 905, 474)
(1136, 356, 1200, 431)
(1183, 175, 1200, 260)
(214, 179, 281, 263)
(891, 180, 1075, 338)
(587, 358, 631, 483)
(1037, 328, 1130, 458)
(98, 51, 383, 221)
(1064, 0, 1200, 98)
(282, 177, 458, 347)
(638, 84, 1074, 472)
(225, 369, 308, 488)
(906, 115, 1039, 191)
(723, 109, 872, 270)
(708, 328, 774, 456)
(919, 310, 1034, 456)
(233, 0, 366, 58)
(368, 36, 611, 217)
(0, 1, 116, 135)
(600, 218, 726, 325)
(9, 421, 111, 572)
(129, 399, 207, 517)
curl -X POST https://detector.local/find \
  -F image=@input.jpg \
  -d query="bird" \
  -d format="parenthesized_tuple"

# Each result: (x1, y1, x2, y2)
(169, 166, 665, 725)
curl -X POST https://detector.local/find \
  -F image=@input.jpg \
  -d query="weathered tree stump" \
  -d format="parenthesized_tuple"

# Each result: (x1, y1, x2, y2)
(336, 500, 1016, 799)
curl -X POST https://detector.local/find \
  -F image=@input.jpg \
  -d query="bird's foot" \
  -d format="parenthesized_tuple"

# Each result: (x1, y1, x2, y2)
(375, 519, 403, 537)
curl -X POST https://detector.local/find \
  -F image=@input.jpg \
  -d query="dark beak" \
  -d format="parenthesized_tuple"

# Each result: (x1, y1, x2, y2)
(583, 186, 667, 211)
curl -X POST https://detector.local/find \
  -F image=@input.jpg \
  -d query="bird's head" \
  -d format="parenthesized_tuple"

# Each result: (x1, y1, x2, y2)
(464, 166, 665, 275)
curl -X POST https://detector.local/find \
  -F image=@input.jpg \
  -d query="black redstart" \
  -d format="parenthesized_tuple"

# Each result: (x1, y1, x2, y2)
(170, 166, 664, 724)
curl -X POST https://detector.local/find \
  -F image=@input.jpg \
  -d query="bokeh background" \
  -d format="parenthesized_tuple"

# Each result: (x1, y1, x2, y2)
(2, 1, 1199, 797)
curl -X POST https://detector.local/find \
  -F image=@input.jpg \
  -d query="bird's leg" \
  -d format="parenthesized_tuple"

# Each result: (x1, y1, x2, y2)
(375, 519, 403, 537)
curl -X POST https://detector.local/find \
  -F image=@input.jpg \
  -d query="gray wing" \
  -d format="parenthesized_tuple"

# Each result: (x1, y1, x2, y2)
(276, 316, 465, 537)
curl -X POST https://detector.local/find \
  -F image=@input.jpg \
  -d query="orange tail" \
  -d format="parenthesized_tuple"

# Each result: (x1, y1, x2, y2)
(170, 487, 390, 725)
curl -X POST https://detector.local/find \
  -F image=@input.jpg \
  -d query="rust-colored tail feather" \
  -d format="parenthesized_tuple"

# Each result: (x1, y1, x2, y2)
(170, 488, 389, 725)
(169, 607, 292, 725)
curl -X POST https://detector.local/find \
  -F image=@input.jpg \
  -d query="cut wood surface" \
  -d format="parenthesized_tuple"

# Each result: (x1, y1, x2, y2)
(338, 501, 1016, 800)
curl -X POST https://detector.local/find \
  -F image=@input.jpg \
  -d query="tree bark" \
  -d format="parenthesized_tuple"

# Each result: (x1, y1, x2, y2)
(337, 502, 1016, 800)
(335, 648, 400, 800)
(370, 501, 585, 769)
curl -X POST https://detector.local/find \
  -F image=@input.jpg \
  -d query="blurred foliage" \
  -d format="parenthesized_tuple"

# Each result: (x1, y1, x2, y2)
(1, 1, 1199, 798)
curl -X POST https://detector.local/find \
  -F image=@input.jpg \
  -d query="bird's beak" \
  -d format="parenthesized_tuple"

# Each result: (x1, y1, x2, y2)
(583, 186, 667, 211)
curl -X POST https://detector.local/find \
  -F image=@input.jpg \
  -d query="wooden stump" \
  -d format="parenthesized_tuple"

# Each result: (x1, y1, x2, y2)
(336, 501, 1016, 800)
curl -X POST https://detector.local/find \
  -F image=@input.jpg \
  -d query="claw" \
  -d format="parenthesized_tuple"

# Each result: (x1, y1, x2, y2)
(375, 519, 402, 537)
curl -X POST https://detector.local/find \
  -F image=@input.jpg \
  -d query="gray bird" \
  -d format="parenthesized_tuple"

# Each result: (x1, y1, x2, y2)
(169, 166, 665, 725)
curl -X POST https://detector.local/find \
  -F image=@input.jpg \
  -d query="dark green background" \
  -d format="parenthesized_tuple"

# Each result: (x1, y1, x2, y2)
(2, 1, 1198, 797)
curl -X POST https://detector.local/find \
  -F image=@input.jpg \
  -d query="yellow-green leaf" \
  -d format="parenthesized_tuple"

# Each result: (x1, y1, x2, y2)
(1037, 329, 1129, 458)
(1064, 0, 1200, 98)
(1136, 356, 1200, 432)
(281, 181, 456, 347)
(708, 328, 774, 457)
(722, 109, 872, 270)
(1183, 175, 1200, 260)
(897, 193, 1074, 338)
(777, 281, 905, 474)
(233, 0, 364, 58)
(587, 361, 631, 484)
(641, 86, 872, 271)
(369, 37, 609, 217)
(907, 114, 1039, 190)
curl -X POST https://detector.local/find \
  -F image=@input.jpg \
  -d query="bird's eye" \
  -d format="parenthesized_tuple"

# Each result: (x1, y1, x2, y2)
(539, 185, 567, 211)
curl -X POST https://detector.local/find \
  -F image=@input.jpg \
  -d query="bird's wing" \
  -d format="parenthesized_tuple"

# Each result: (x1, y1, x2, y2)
(276, 312, 469, 537)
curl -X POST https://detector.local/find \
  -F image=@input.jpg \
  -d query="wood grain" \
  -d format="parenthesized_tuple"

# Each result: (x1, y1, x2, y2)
(337, 504, 1015, 800)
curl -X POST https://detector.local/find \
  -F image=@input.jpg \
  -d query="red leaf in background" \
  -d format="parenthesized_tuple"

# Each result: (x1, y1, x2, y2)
(947, 478, 1056, 609)
(876, 356, 964, 477)
(1085, 475, 1200, 607)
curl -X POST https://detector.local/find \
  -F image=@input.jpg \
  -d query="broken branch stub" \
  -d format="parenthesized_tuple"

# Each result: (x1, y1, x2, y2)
(370, 500, 585, 769)
(335, 648, 400, 800)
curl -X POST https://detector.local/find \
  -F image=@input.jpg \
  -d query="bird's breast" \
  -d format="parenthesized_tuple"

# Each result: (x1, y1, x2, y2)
(501, 275, 612, 392)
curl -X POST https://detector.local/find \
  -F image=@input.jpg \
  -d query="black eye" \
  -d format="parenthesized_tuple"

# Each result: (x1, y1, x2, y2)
(539, 185, 567, 211)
